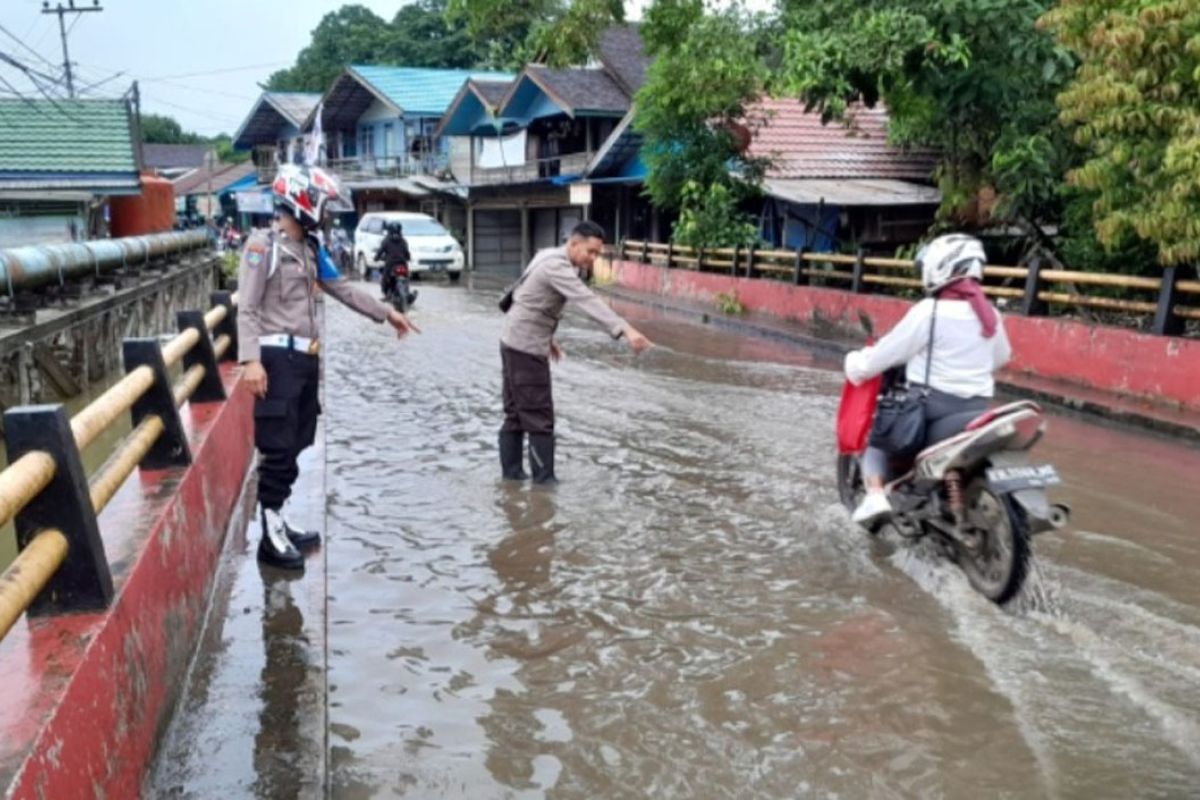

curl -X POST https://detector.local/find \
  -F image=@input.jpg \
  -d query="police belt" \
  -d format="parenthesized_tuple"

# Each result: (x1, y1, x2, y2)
(259, 334, 320, 355)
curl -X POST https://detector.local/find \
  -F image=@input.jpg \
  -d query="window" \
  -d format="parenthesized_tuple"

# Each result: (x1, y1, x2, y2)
(398, 219, 449, 237)
(382, 123, 393, 158)
(361, 127, 375, 158)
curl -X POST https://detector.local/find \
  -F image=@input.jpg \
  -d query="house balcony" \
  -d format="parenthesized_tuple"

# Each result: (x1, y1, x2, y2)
(325, 155, 451, 185)
(470, 151, 593, 187)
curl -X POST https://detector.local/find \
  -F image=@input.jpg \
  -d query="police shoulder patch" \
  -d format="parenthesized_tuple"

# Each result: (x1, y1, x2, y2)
(246, 246, 266, 267)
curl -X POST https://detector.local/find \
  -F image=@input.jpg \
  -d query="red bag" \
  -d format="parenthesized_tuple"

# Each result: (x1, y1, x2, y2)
(836, 337, 881, 455)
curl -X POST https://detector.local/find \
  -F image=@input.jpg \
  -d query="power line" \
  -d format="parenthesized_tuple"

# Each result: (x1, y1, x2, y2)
(0, 22, 60, 72)
(139, 61, 289, 82)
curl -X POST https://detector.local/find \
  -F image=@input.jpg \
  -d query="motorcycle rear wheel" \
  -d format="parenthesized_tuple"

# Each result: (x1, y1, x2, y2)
(956, 479, 1030, 604)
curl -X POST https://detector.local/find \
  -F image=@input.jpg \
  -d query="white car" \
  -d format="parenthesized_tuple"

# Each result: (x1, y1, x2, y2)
(353, 211, 465, 281)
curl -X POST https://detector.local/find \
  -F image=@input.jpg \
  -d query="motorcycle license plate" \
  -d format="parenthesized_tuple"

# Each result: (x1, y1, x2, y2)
(986, 464, 1061, 491)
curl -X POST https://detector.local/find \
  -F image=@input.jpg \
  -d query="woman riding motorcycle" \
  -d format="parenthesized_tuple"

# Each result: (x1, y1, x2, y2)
(843, 233, 1013, 525)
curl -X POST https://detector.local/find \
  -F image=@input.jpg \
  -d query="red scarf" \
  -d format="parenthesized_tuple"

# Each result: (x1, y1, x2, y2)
(938, 279, 997, 338)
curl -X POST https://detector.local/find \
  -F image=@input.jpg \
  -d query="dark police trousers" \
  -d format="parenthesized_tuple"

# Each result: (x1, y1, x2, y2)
(254, 346, 320, 510)
(500, 344, 553, 434)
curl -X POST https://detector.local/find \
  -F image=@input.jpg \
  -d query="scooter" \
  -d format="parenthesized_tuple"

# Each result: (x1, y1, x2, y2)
(837, 362, 1069, 605)
(384, 262, 418, 312)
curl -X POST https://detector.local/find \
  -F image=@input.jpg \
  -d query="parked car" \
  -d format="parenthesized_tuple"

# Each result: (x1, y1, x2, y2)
(354, 211, 465, 282)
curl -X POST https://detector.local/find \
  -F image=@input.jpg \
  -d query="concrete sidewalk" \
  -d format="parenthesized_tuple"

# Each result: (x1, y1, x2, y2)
(149, 430, 328, 799)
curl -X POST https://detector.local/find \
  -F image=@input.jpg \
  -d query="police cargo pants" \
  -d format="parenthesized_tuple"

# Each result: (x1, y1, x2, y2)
(500, 344, 553, 434)
(254, 347, 320, 510)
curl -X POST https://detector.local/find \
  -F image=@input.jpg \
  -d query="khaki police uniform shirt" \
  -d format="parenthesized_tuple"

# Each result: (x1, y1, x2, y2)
(500, 246, 628, 358)
(236, 227, 393, 363)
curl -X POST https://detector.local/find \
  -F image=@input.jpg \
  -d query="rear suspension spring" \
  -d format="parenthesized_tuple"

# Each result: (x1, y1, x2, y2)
(945, 469, 965, 520)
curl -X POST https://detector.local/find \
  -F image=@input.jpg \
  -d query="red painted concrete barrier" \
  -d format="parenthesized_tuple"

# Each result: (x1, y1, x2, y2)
(0, 365, 253, 799)
(601, 259, 1200, 413)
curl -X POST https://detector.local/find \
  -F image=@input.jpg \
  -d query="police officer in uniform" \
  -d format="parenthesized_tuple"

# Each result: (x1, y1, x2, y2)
(238, 164, 418, 569)
(499, 220, 651, 483)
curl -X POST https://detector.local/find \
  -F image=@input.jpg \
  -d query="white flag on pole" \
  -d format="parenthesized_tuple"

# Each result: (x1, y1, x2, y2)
(305, 102, 325, 165)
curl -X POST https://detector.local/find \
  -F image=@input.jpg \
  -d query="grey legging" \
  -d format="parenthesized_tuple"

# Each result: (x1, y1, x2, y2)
(862, 386, 990, 482)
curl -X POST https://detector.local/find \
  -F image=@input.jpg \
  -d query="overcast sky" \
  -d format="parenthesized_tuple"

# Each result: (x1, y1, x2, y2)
(0, 0, 772, 138)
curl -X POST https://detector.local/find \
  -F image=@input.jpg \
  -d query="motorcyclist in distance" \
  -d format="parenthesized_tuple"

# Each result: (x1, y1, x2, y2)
(843, 233, 1013, 525)
(375, 221, 411, 301)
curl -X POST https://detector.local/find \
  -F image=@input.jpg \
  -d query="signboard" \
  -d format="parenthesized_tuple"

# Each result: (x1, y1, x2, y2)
(569, 182, 593, 206)
(235, 191, 274, 215)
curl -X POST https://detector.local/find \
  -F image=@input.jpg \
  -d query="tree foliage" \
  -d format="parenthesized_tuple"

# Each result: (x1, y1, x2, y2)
(447, 0, 623, 69)
(635, 1, 769, 244)
(267, 2, 485, 92)
(1041, 0, 1200, 266)
(774, 0, 1075, 226)
(141, 113, 205, 145)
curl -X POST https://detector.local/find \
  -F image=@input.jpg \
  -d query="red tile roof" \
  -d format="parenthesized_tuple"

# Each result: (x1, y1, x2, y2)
(748, 99, 938, 181)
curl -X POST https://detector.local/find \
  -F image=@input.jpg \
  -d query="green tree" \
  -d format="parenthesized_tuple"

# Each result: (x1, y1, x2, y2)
(386, 0, 487, 69)
(1041, 0, 1200, 266)
(266, 5, 392, 91)
(635, 1, 769, 245)
(775, 0, 1075, 227)
(446, 0, 623, 69)
(141, 112, 204, 144)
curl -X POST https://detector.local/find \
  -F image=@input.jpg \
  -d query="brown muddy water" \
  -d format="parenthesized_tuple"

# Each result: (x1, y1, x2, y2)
(300, 284, 1200, 798)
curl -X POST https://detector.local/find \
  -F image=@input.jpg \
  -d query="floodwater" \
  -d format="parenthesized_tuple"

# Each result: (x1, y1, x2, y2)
(311, 284, 1200, 798)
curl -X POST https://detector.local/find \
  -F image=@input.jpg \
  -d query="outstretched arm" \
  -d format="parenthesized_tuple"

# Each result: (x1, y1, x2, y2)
(844, 301, 932, 385)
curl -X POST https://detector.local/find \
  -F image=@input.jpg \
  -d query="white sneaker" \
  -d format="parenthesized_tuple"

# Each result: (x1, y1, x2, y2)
(852, 490, 892, 526)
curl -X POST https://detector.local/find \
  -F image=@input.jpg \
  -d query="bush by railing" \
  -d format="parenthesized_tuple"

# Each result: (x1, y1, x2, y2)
(0, 291, 239, 643)
(615, 240, 1200, 337)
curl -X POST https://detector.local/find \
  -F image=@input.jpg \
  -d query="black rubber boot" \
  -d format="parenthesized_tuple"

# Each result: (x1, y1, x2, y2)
(258, 506, 305, 570)
(499, 431, 528, 480)
(528, 434, 557, 485)
(281, 503, 321, 551)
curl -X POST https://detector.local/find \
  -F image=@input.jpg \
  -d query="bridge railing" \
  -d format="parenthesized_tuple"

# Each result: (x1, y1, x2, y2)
(616, 240, 1200, 337)
(0, 290, 239, 643)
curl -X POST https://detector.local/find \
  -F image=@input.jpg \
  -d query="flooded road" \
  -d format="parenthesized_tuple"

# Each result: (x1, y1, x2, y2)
(316, 283, 1199, 798)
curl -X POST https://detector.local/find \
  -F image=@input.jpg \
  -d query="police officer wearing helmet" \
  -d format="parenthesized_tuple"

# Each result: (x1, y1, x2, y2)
(238, 164, 420, 569)
(843, 233, 1012, 525)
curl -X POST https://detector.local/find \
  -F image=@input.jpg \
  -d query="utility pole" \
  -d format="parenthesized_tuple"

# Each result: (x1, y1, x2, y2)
(42, 0, 104, 99)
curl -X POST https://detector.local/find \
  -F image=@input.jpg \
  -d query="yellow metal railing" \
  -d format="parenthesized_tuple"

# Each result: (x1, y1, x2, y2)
(618, 241, 1200, 332)
(0, 293, 238, 643)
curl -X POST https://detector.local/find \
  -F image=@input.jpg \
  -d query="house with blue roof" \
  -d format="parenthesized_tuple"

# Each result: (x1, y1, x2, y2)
(231, 92, 322, 184)
(305, 65, 512, 183)
(434, 25, 662, 276)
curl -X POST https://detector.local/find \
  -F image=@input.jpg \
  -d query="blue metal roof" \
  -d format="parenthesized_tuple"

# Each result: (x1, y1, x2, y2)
(349, 66, 513, 116)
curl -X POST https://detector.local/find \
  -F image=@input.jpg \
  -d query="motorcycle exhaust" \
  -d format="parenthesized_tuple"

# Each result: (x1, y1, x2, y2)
(1048, 503, 1071, 530)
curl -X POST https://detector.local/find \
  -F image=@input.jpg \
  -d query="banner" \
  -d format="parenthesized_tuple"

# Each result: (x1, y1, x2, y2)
(235, 191, 274, 215)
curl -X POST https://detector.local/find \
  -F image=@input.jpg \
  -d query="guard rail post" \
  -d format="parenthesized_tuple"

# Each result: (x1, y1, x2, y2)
(666, 241, 674, 269)
(1022, 256, 1048, 317)
(176, 310, 226, 403)
(641, 239, 649, 265)
(210, 291, 238, 362)
(793, 247, 809, 286)
(3, 405, 113, 614)
(851, 248, 868, 294)
(122, 339, 192, 470)
(1153, 266, 1184, 336)
(745, 245, 756, 279)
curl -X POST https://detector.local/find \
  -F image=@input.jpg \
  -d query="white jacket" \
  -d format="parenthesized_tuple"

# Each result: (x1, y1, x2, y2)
(844, 298, 1012, 398)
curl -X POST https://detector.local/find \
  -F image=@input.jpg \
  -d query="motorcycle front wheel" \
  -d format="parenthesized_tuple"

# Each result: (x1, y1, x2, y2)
(957, 479, 1030, 604)
(836, 453, 864, 512)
